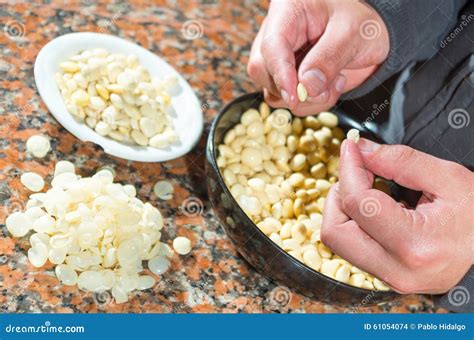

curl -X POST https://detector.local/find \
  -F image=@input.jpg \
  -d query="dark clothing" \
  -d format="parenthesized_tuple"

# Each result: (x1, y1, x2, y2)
(342, 1, 473, 312)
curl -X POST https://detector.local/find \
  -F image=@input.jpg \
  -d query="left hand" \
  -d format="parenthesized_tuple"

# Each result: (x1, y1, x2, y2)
(247, 0, 390, 116)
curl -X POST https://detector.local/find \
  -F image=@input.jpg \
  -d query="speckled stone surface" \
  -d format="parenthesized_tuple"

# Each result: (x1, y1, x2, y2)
(0, 0, 444, 313)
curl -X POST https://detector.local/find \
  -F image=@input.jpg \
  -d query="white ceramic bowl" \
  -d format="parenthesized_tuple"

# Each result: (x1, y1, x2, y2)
(34, 32, 203, 162)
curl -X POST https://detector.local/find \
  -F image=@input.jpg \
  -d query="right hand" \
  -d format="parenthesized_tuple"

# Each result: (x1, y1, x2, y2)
(321, 139, 474, 294)
(247, 0, 390, 116)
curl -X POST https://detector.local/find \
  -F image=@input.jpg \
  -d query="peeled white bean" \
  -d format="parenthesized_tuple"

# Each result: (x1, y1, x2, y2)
(6, 212, 31, 237)
(303, 248, 322, 271)
(54, 160, 75, 177)
(49, 247, 67, 264)
(32, 214, 55, 233)
(238, 195, 262, 216)
(373, 278, 390, 291)
(172, 236, 192, 255)
(347, 128, 360, 143)
(148, 256, 170, 275)
(95, 121, 111, 136)
(51, 172, 77, 189)
(137, 275, 156, 290)
(20, 172, 45, 192)
(241, 109, 260, 126)
(131, 129, 148, 146)
(335, 264, 351, 283)
(89, 96, 106, 111)
(269, 232, 283, 247)
(297, 83, 308, 102)
(320, 259, 341, 278)
(318, 112, 339, 128)
(348, 273, 365, 288)
(248, 178, 265, 192)
(55, 264, 78, 286)
(241, 148, 263, 168)
(153, 180, 174, 200)
(28, 243, 49, 267)
(26, 135, 51, 158)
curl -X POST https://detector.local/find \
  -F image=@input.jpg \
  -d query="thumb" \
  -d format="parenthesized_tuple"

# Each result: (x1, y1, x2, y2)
(298, 20, 353, 98)
(358, 139, 463, 198)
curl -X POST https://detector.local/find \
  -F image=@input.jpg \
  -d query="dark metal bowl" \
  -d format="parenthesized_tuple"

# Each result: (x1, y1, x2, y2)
(205, 92, 399, 305)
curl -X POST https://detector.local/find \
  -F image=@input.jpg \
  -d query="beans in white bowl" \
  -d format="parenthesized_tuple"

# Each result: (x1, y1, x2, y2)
(56, 48, 179, 149)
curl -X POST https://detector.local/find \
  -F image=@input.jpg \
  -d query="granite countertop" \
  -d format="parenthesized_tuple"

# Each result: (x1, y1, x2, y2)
(0, 0, 443, 313)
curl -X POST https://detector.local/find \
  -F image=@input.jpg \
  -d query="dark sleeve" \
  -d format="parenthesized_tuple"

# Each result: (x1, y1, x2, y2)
(432, 267, 474, 313)
(341, 0, 468, 99)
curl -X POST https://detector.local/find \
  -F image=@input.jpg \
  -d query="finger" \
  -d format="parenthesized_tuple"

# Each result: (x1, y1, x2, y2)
(339, 140, 416, 255)
(357, 139, 467, 198)
(322, 183, 349, 226)
(260, 3, 304, 109)
(263, 88, 285, 108)
(322, 184, 412, 293)
(321, 219, 401, 287)
(290, 76, 344, 116)
(248, 20, 280, 96)
(337, 138, 375, 188)
(267, 71, 347, 116)
(339, 140, 373, 193)
(298, 19, 355, 98)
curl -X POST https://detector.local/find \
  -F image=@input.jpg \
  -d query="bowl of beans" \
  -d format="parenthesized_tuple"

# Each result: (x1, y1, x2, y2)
(205, 92, 399, 305)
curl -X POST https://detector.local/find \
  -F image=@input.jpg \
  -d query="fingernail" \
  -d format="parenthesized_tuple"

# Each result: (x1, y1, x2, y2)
(335, 75, 346, 93)
(358, 138, 381, 154)
(281, 89, 289, 104)
(302, 69, 326, 96)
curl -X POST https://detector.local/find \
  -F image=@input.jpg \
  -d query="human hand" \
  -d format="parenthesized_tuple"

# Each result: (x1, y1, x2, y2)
(321, 139, 474, 294)
(247, 0, 390, 116)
